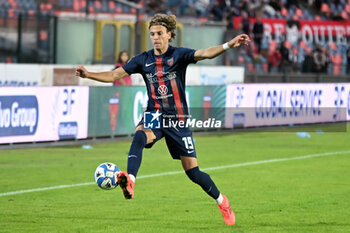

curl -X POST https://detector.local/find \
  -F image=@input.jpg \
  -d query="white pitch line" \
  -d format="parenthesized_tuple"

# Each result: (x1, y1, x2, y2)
(0, 182, 94, 197)
(1, 150, 349, 197)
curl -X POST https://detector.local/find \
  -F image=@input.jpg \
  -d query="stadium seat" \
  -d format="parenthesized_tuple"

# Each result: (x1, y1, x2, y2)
(59, 0, 65, 7)
(17, 0, 24, 9)
(338, 3, 345, 12)
(28, 0, 36, 10)
(119, 2, 131, 13)
(0, 8, 5, 18)
(288, 8, 295, 17)
(330, 3, 337, 13)
(64, 0, 73, 8)
(303, 9, 313, 20)
(102, 0, 108, 12)
(22, 1, 30, 10)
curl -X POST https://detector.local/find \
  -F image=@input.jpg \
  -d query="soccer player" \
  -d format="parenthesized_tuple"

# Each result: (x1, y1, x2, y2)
(76, 14, 250, 225)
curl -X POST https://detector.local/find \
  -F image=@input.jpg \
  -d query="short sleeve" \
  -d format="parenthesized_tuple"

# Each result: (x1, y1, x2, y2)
(179, 47, 197, 65)
(122, 54, 143, 74)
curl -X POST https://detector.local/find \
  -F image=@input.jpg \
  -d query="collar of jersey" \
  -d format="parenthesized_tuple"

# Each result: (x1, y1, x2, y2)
(152, 45, 173, 58)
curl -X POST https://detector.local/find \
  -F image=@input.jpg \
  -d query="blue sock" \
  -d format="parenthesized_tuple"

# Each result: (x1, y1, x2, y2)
(185, 166, 220, 199)
(127, 130, 147, 178)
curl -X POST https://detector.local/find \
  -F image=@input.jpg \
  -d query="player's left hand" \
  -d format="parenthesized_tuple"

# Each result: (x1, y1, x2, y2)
(229, 34, 251, 48)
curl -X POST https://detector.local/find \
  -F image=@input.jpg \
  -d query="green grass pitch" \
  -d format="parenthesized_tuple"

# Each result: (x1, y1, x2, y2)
(0, 130, 350, 233)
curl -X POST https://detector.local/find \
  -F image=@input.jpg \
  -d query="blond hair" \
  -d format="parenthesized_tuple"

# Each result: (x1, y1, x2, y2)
(149, 14, 176, 42)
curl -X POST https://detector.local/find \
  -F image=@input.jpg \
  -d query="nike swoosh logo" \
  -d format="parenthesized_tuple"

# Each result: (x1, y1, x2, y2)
(128, 155, 137, 158)
(188, 150, 194, 154)
(145, 62, 155, 67)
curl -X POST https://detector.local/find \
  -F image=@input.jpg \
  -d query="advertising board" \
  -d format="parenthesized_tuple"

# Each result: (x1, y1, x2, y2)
(0, 87, 89, 144)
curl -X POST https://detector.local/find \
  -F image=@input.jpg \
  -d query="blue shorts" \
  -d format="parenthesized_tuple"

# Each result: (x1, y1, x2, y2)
(137, 118, 197, 160)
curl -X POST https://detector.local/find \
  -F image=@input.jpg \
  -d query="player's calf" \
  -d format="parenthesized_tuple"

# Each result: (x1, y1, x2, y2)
(185, 166, 235, 225)
(185, 166, 220, 199)
(127, 130, 147, 178)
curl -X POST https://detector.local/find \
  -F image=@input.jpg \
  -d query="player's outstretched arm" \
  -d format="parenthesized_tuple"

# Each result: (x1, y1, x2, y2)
(194, 34, 250, 61)
(75, 65, 129, 83)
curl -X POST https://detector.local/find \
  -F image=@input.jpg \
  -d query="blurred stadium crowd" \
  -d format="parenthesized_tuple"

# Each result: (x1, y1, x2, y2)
(0, 0, 349, 74)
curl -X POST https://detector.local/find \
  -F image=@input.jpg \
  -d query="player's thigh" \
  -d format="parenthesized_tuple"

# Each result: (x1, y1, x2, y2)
(164, 127, 197, 160)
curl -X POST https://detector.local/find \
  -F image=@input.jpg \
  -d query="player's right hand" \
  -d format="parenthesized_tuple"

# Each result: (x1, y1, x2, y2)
(75, 65, 89, 78)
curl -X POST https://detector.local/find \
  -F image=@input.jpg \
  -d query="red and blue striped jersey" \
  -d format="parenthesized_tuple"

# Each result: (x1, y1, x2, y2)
(123, 46, 197, 119)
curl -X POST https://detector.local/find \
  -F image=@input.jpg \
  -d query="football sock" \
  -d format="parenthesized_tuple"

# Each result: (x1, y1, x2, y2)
(215, 193, 223, 205)
(185, 166, 220, 200)
(127, 130, 147, 178)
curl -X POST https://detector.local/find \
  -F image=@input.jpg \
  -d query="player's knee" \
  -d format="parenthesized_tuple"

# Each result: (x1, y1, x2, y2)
(185, 166, 201, 184)
(133, 130, 147, 147)
(144, 131, 156, 144)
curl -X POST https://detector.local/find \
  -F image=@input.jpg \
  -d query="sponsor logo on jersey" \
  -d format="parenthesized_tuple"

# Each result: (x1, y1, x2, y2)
(146, 71, 177, 83)
(158, 85, 168, 95)
(155, 94, 173, 100)
(0, 95, 38, 137)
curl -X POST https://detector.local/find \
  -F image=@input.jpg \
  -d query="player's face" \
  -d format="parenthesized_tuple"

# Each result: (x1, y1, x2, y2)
(149, 25, 171, 53)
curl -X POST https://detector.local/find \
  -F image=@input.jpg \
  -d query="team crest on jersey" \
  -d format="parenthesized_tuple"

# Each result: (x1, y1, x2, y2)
(167, 58, 174, 66)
